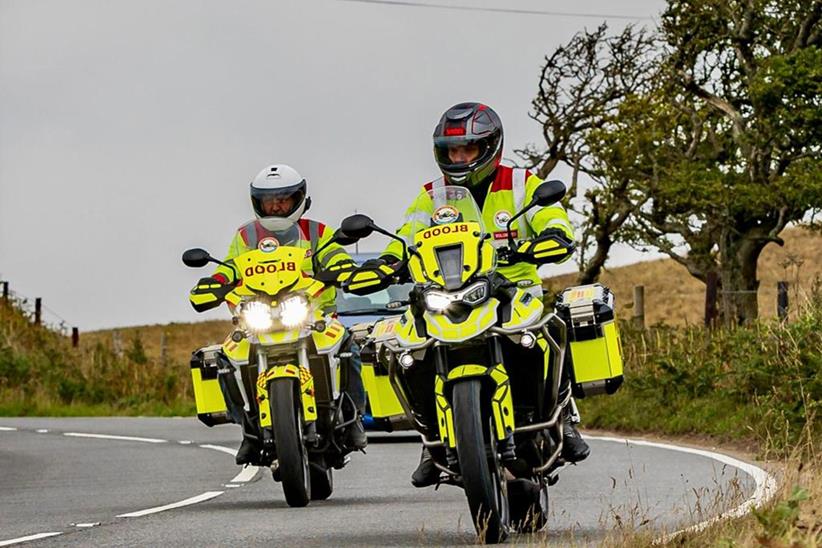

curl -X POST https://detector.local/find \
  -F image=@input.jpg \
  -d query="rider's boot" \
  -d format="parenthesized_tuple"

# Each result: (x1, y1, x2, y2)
(411, 445, 442, 487)
(347, 416, 368, 450)
(236, 436, 260, 465)
(561, 406, 590, 463)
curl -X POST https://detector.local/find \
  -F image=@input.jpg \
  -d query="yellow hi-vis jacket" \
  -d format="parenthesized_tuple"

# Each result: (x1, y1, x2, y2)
(384, 165, 574, 287)
(212, 217, 352, 312)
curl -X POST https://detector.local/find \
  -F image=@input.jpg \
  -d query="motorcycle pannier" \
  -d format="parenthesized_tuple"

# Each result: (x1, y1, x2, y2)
(555, 284, 624, 398)
(190, 345, 230, 426)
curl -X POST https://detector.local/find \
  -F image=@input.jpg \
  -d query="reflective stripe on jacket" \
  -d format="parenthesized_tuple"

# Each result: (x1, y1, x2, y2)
(384, 165, 573, 286)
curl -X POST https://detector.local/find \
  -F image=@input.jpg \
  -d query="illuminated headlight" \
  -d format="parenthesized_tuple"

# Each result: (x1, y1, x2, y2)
(280, 295, 310, 328)
(424, 291, 452, 312)
(242, 301, 274, 332)
(424, 280, 490, 312)
(461, 281, 488, 305)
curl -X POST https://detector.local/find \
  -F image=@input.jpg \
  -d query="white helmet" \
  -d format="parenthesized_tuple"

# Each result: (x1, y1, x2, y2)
(250, 164, 311, 231)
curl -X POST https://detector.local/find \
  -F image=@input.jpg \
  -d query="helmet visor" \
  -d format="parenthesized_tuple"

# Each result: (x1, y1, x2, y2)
(433, 136, 493, 173)
(250, 180, 306, 220)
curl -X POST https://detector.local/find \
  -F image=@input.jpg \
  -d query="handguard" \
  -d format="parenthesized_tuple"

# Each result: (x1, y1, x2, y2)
(313, 259, 357, 286)
(189, 277, 235, 312)
(515, 228, 575, 265)
(342, 258, 405, 296)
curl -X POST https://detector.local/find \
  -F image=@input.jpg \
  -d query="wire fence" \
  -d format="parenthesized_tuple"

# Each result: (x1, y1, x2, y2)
(1, 280, 79, 344)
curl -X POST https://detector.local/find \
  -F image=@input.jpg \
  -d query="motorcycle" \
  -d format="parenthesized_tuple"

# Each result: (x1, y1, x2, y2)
(182, 222, 359, 507)
(335, 182, 595, 543)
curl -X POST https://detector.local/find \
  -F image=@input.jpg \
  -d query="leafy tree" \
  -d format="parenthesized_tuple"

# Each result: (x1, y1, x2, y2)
(527, 0, 822, 323)
(520, 24, 660, 284)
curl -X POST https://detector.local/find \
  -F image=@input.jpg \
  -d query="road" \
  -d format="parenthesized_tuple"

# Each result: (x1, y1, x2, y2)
(0, 418, 762, 546)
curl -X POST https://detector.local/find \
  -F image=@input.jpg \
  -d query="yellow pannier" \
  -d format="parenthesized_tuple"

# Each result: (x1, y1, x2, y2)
(190, 345, 231, 426)
(555, 284, 624, 398)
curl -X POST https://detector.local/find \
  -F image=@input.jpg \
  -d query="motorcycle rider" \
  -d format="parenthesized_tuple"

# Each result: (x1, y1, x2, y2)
(372, 102, 590, 486)
(203, 164, 368, 464)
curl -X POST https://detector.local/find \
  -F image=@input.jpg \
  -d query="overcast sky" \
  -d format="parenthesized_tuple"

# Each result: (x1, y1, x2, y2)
(0, 0, 664, 330)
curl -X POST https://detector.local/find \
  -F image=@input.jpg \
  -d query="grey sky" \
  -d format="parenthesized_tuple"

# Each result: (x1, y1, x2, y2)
(0, 0, 664, 330)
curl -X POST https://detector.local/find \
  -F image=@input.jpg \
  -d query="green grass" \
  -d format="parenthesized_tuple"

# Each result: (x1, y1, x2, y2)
(578, 288, 822, 458)
(0, 299, 194, 416)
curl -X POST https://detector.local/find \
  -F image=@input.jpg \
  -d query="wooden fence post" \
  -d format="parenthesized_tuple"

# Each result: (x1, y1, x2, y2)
(632, 285, 645, 328)
(72, 327, 80, 348)
(777, 281, 789, 321)
(112, 331, 123, 357)
(2, 282, 8, 301)
(705, 272, 719, 327)
(34, 298, 42, 325)
(160, 332, 168, 365)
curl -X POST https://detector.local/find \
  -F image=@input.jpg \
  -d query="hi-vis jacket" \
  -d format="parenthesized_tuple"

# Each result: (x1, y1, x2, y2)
(212, 218, 352, 312)
(384, 165, 574, 287)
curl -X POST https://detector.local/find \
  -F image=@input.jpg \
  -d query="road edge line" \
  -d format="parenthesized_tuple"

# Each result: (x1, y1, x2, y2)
(587, 434, 778, 544)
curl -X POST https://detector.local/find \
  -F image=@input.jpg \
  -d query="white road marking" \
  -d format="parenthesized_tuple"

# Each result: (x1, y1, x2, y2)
(199, 443, 237, 456)
(72, 523, 100, 528)
(231, 465, 261, 483)
(35, 429, 49, 433)
(199, 444, 261, 483)
(0, 426, 18, 431)
(116, 491, 224, 518)
(587, 435, 778, 544)
(64, 432, 167, 444)
(178, 440, 193, 445)
(0, 532, 63, 546)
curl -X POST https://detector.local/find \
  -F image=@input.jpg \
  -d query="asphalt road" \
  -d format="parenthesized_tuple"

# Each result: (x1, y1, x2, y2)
(0, 418, 758, 546)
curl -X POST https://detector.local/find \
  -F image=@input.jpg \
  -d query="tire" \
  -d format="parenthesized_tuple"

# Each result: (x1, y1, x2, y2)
(508, 478, 549, 532)
(270, 379, 310, 507)
(309, 458, 334, 501)
(453, 379, 509, 544)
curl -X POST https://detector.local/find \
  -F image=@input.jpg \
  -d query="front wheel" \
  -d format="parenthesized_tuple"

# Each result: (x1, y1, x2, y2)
(453, 379, 509, 544)
(270, 379, 310, 507)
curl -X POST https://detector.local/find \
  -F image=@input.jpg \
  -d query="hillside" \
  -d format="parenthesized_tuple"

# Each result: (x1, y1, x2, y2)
(544, 227, 822, 325)
(82, 227, 822, 363)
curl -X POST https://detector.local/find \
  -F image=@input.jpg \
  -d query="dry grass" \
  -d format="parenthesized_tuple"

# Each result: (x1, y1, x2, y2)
(544, 227, 822, 326)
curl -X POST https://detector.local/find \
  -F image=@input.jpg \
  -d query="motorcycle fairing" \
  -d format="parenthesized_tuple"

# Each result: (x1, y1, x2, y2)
(500, 289, 544, 331)
(222, 336, 251, 363)
(394, 311, 427, 347)
(407, 221, 495, 287)
(312, 317, 346, 354)
(423, 298, 499, 343)
(256, 364, 318, 427)
(434, 363, 515, 448)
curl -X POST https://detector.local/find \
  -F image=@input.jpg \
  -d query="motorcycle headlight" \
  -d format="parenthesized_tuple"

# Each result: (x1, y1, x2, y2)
(424, 291, 452, 312)
(423, 280, 489, 312)
(461, 281, 488, 305)
(280, 295, 310, 328)
(241, 301, 274, 332)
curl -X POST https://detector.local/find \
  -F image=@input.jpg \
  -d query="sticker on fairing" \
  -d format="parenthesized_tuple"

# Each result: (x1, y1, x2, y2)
(432, 205, 459, 225)
(258, 237, 280, 252)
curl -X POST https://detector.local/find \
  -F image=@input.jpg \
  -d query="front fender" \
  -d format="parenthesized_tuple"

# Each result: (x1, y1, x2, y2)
(256, 365, 318, 427)
(434, 363, 514, 448)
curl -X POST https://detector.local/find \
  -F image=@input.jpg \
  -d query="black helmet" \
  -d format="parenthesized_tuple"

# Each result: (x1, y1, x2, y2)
(433, 102, 503, 186)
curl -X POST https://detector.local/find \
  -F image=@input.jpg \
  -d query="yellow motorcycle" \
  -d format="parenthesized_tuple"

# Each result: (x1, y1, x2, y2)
(337, 183, 623, 543)
(182, 223, 358, 507)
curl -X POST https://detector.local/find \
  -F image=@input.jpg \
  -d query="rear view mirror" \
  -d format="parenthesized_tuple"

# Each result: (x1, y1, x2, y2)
(532, 180, 566, 207)
(182, 248, 212, 268)
(340, 214, 376, 240)
(333, 232, 360, 246)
